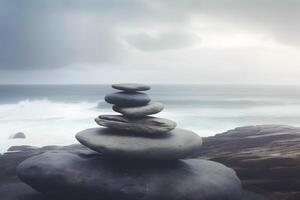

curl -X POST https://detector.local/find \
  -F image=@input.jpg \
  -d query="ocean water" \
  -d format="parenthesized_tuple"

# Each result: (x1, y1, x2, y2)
(1, 84, 300, 153)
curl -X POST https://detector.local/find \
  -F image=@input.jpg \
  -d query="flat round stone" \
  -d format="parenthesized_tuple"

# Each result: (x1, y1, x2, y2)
(105, 92, 150, 107)
(113, 102, 164, 117)
(76, 127, 202, 160)
(17, 149, 242, 200)
(112, 83, 150, 92)
(95, 115, 176, 134)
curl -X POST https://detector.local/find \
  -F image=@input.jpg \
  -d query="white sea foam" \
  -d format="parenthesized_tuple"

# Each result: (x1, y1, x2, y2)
(1, 98, 300, 153)
(0, 99, 114, 153)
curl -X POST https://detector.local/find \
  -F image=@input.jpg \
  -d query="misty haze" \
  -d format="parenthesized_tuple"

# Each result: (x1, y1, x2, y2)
(1, 1, 300, 200)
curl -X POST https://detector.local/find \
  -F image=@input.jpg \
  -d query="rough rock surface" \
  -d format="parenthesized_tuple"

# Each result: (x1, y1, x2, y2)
(112, 83, 150, 92)
(76, 127, 202, 160)
(113, 102, 164, 117)
(17, 148, 242, 200)
(105, 92, 150, 107)
(95, 115, 176, 134)
(7, 145, 38, 152)
(9, 132, 26, 139)
(199, 124, 300, 200)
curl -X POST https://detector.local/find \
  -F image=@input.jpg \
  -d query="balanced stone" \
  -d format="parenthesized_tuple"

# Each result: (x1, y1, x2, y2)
(76, 127, 202, 160)
(113, 102, 164, 117)
(112, 83, 150, 92)
(105, 92, 150, 107)
(95, 115, 176, 134)
(17, 149, 242, 200)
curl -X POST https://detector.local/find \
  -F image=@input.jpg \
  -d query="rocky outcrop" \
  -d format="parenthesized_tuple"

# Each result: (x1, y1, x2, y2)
(4, 124, 300, 200)
(199, 124, 300, 200)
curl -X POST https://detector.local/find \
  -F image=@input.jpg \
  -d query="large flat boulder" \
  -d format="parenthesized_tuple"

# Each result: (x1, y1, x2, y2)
(17, 148, 242, 200)
(0, 144, 261, 200)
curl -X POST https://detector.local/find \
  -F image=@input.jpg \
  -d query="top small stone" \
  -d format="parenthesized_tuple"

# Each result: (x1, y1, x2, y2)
(112, 83, 150, 92)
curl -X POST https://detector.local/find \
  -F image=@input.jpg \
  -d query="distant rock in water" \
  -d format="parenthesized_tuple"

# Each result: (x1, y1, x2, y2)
(9, 132, 26, 139)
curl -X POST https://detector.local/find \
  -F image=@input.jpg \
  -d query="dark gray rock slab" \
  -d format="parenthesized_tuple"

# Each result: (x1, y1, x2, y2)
(17, 149, 242, 200)
(112, 83, 150, 92)
(0, 183, 51, 200)
(105, 92, 150, 107)
(9, 132, 26, 139)
(95, 115, 176, 134)
(199, 124, 300, 199)
(7, 145, 38, 152)
(113, 102, 164, 117)
(76, 127, 202, 160)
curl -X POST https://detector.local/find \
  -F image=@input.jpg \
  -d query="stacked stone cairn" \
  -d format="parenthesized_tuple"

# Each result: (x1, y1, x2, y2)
(17, 84, 242, 200)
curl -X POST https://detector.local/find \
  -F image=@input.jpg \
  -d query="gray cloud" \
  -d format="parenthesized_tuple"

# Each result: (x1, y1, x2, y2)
(175, 0, 300, 46)
(126, 30, 200, 51)
(0, 0, 299, 75)
(0, 0, 134, 69)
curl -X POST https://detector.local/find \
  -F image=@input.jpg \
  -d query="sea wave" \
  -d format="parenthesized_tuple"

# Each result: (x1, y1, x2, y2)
(1, 98, 300, 153)
(0, 99, 114, 153)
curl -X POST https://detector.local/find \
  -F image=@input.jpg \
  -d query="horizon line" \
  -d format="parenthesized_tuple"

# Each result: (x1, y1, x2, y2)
(1, 83, 300, 86)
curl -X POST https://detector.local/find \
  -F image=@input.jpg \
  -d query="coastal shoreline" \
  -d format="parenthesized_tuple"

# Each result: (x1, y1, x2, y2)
(2, 124, 300, 200)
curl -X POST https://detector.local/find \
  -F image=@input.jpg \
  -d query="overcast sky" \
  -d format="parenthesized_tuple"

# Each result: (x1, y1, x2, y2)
(1, 0, 300, 84)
